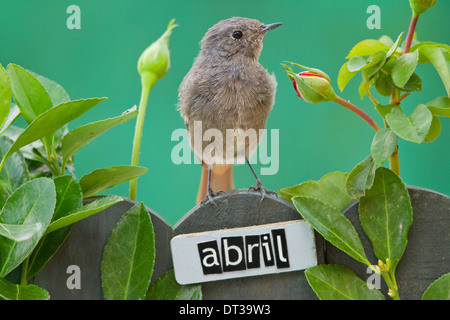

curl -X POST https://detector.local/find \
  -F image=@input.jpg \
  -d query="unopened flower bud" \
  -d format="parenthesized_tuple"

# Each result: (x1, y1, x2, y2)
(291, 71, 336, 104)
(138, 19, 177, 85)
(409, 0, 437, 16)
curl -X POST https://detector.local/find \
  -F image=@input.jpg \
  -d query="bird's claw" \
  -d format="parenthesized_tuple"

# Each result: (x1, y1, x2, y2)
(201, 189, 225, 206)
(248, 182, 278, 202)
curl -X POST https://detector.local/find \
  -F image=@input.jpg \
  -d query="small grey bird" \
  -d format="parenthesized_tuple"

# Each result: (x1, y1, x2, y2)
(178, 17, 281, 203)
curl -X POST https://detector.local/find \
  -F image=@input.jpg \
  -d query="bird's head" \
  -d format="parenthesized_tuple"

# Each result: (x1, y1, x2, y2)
(200, 17, 282, 61)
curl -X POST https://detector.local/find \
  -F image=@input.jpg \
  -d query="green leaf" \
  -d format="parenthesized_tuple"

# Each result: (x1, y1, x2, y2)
(0, 64, 11, 130)
(45, 195, 122, 234)
(426, 96, 450, 117)
(378, 35, 394, 48)
(359, 167, 413, 272)
(31, 72, 70, 106)
(279, 171, 353, 211)
(101, 203, 155, 300)
(61, 106, 138, 165)
(146, 270, 202, 300)
(375, 71, 393, 97)
(419, 46, 450, 96)
(0, 136, 30, 209)
(337, 62, 357, 91)
(0, 105, 20, 136)
(305, 264, 385, 300)
(26, 175, 83, 280)
(345, 155, 376, 199)
(375, 104, 402, 120)
(0, 178, 56, 277)
(6, 64, 53, 124)
(386, 33, 403, 59)
(0, 277, 50, 300)
(0, 223, 43, 242)
(422, 273, 450, 300)
(424, 116, 441, 143)
(347, 56, 367, 72)
(391, 50, 419, 88)
(0, 98, 106, 171)
(385, 103, 433, 143)
(292, 196, 370, 266)
(370, 128, 398, 165)
(79, 165, 148, 198)
(346, 39, 390, 59)
(390, 72, 422, 92)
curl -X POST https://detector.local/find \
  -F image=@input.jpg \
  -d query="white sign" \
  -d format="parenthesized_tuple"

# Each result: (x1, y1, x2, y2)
(171, 220, 317, 285)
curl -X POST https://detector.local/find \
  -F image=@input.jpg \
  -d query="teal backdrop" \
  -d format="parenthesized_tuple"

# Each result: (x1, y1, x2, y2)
(1, 0, 448, 226)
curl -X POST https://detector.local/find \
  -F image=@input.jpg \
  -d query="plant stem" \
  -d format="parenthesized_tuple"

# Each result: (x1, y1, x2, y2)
(333, 96, 380, 132)
(403, 15, 419, 54)
(20, 257, 29, 285)
(129, 72, 158, 200)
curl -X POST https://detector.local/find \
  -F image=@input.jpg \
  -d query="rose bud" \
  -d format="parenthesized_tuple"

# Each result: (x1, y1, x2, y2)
(291, 71, 336, 104)
(409, 0, 437, 16)
(138, 19, 177, 85)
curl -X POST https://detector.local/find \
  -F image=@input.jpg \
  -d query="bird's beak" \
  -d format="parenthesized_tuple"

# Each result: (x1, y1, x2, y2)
(260, 22, 283, 32)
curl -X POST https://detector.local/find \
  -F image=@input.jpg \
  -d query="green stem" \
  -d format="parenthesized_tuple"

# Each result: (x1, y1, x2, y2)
(333, 96, 381, 132)
(129, 72, 158, 200)
(20, 257, 29, 285)
(388, 88, 401, 176)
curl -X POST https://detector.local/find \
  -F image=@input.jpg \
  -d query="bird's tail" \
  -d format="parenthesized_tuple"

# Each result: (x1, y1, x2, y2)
(197, 163, 234, 203)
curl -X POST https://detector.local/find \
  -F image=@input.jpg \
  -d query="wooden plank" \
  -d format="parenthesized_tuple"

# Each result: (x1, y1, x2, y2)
(173, 189, 324, 300)
(32, 196, 173, 300)
(325, 186, 450, 300)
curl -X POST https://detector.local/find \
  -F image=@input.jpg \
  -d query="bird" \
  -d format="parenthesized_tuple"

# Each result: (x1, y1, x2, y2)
(178, 17, 281, 204)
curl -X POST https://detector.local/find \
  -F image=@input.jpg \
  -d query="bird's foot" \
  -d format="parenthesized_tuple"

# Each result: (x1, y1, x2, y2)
(248, 181, 278, 202)
(201, 188, 225, 206)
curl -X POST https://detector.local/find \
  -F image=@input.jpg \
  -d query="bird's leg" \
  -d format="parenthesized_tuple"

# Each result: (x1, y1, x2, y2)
(201, 165, 224, 206)
(245, 156, 277, 201)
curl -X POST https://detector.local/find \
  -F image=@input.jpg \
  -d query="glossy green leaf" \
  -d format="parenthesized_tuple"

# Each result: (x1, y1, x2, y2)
(345, 155, 376, 199)
(0, 277, 50, 300)
(426, 96, 450, 117)
(279, 171, 353, 211)
(378, 35, 394, 47)
(346, 39, 390, 59)
(370, 128, 398, 165)
(146, 270, 202, 300)
(31, 72, 70, 106)
(0, 105, 20, 136)
(424, 116, 441, 143)
(26, 175, 83, 280)
(102, 203, 155, 300)
(386, 32, 403, 58)
(359, 167, 413, 272)
(419, 46, 450, 96)
(7, 64, 53, 124)
(0, 223, 42, 242)
(292, 196, 370, 266)
(0, 64, 11, 130)
(391, 50, 419, 88)
(385, 104, 432, 143)
(0, 98, 106, 172)
(390, 72, 422, 92)
(0, 178, 56, 277)
(305, 264, 385, 300)
(375, 71, 393, 97)
(337, 62, 357, 91)
(347, 56, 367, 72)
(375, 104, 402, 120)
(80, 165, 148, 198)
(61, 106, 138, 165)
(422, 273, 450, 300)
(0, 136, 30, 209)
(45, 195, 122, 234)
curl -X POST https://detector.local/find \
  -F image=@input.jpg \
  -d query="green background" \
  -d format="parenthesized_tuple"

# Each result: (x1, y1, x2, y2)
(1, 0, 448, 226)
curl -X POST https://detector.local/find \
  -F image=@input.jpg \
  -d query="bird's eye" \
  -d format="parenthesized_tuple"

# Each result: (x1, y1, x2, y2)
(232, 30, 243, 39)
